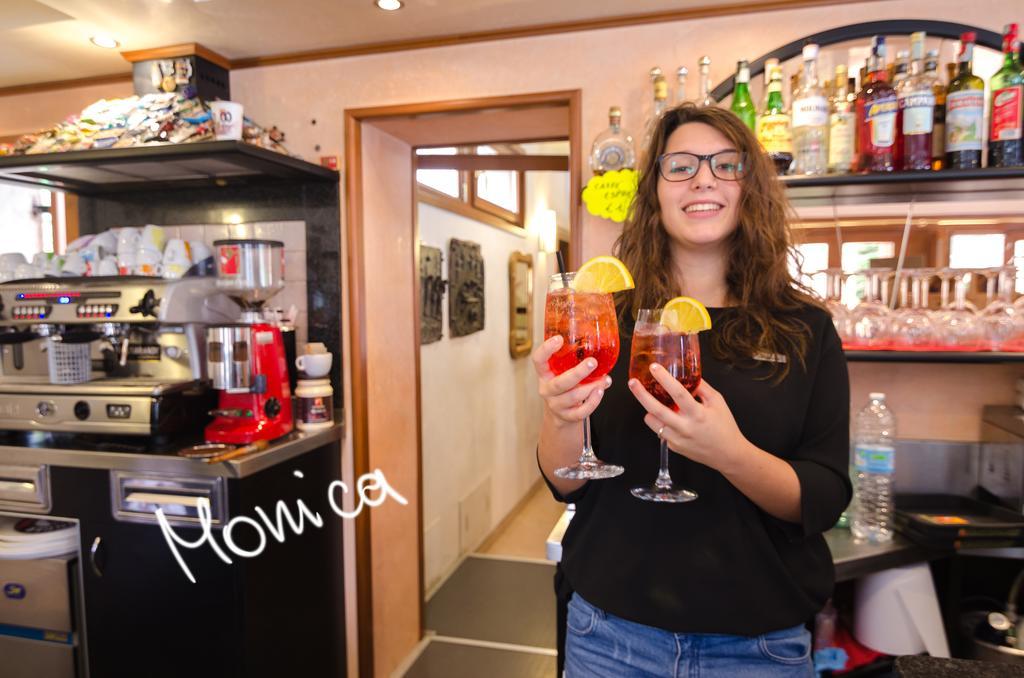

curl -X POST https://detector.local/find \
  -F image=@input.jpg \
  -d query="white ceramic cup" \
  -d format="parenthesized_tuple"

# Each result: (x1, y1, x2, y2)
(0, 252, 27, 270)
(91, 230, 118, 255)
(208, 101, 244, 140)
(14, 263, 41, 280)
(62, 252, 88, 276)
(140, 225, 166, 253)
(117, 251, 137, 276)
(134, 249, 163, 277)
(296, 352, 332, 378)
(97, 256, 119, 276)
(117, 228, 141, 254)
(162, 262, 189, 279)
(163, 239, 191, 266)
(188, 240, 212, 263)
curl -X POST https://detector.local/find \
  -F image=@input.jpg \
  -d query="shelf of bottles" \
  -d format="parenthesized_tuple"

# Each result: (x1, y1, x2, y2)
(589, 24, 1024, 183)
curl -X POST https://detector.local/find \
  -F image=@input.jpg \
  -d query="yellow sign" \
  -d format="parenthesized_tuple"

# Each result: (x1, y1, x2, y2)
(582, 169, 638, 223)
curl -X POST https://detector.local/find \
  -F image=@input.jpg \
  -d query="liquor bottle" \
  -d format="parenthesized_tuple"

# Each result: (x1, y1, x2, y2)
(892, 51, 910, 88)
(989, 23, 1024, 168)
(897, 32, 935, 171)
(848, 76, 859, 159)
(828, 64, 856, 173)
(676, 66, 689, 105)
(858, 36, 898, 172)
(698, 56, 714, 106)
(757, 66, 794, 174)
(761, 58, 780, 113)
(731, 60, 756, 130)
(892, 49, 911, 167)
(945, 32, 986, 169)
(643, 67, 670, 151)
(590, 106, 636, 174)
(792, 44, 829, 175)
(926, 50, 946, 170)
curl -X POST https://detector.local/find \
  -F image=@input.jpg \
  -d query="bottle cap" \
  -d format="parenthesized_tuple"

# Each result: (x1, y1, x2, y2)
(609, 106, 622, 118)
(649, 66, 663, 79)
(869, 392, 886, 400)
(677, 66, 688, 78)
(960, 31, 976, 43)
(736, 60, 750, 83)
(699, 55, 711, 67)
(802, 43, 819, 60)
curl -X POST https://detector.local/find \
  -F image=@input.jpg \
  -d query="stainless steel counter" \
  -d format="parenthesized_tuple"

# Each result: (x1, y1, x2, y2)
(826, 528, 941, 582)
(0, 423, 343, 479)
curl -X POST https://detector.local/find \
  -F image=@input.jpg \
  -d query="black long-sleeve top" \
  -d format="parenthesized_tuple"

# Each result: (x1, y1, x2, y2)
(545, 304, 852, 635)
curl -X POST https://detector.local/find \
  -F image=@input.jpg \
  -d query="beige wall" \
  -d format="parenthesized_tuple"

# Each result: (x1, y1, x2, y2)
(0, 81, 133, 137)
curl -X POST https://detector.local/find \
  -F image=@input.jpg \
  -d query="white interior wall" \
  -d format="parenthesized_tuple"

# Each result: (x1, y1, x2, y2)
(418, 197, 551, 594)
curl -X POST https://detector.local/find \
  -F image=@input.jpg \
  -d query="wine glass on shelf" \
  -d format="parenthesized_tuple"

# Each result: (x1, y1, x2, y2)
(981, 266, 1019, 351)
(823, 268, 851, 344)
(849, 268, 892, 350)
(936, 269, 986, 351)
(628, 308, 699, 503)
(890, 268, 939, 351)
(544, 272, 623, 479)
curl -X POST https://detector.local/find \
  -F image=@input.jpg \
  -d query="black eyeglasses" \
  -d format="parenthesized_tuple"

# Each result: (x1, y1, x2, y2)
(657, 150, 747, 182)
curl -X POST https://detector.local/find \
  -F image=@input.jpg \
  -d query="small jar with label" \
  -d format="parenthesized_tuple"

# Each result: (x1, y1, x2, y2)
(295, 379, 334, 432)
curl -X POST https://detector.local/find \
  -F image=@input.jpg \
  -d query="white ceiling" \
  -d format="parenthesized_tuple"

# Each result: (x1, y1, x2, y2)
(3, 0, 805, 88)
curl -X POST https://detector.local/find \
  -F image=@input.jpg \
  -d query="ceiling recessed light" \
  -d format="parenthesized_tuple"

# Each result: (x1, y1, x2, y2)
(89, 35, 120, 49)
(375, 0, 403, 10)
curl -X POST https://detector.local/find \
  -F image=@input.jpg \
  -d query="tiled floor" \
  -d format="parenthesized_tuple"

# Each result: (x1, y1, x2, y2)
(478, 481, 565, 560)
(399, 480, 564, 676)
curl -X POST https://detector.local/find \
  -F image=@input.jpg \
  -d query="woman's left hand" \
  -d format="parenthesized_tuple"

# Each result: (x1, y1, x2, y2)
(628, 362, 751, 474)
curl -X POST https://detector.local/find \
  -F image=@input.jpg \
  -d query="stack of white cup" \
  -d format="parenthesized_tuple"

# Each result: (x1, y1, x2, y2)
(295, 343, 334, 432)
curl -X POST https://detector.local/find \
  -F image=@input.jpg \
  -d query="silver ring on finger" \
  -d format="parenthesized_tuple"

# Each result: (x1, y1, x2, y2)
(658, 426, 666, 439)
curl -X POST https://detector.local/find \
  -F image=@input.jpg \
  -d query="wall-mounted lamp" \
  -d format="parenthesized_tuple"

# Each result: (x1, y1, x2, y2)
(537, 209, 558, 254)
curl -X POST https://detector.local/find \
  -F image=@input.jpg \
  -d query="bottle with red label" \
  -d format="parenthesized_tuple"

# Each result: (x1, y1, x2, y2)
(857, 36, 898, 172)
(945, 32, 986, 170)
(989, 23, 1024, 168)
(897, 32, 936, 171)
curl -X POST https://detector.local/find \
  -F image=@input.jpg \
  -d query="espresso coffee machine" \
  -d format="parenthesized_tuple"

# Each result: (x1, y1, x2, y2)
(0, 276, 238, 438)
(204, 239, 293, 444)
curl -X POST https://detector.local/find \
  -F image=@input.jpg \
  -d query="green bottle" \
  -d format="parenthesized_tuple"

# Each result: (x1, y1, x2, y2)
(731, 60, 756, 131)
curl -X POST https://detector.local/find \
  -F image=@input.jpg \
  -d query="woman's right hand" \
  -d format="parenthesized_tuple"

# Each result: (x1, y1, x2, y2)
(531, 335, 611, 426)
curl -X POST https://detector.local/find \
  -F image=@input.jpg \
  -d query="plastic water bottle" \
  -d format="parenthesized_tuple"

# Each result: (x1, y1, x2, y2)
(851, 392, 896, 543)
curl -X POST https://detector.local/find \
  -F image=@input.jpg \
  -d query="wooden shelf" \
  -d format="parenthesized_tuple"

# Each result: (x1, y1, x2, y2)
(0, 141, 339, 195)
(844, 350, 1024, 363)
(782, 167, 1024, 207)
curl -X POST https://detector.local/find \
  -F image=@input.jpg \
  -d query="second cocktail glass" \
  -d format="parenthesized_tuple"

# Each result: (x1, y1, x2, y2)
(628, 309, 699, 503)
(544, 273, 623, 480)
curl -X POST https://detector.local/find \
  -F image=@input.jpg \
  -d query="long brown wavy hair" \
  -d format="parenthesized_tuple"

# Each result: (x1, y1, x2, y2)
(614, 102, 823, 379)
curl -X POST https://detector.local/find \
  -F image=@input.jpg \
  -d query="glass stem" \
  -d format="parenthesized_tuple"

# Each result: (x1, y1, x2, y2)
(655, 439, 674, 489)
(578, 415, 597, 465)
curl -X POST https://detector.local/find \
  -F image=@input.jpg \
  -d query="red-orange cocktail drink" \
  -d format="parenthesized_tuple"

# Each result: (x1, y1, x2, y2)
(544, 272, 623, 480)
(544, 286, 620, 384)
(628, 328, 701, 407)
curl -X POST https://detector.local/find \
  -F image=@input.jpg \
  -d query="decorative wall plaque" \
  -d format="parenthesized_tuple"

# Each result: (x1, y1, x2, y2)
(419, 245, 444, 345)
(448, 238, 484, 338)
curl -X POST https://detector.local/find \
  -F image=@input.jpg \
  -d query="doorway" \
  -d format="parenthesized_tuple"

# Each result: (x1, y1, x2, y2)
(343, 90, 581, 677)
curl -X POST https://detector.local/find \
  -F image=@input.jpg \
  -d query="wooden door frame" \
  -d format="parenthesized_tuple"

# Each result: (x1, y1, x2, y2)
(343, 89, 581, 676)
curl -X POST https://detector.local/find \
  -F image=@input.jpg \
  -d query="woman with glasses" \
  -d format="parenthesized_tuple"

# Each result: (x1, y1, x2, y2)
(532, 103, 850, 676)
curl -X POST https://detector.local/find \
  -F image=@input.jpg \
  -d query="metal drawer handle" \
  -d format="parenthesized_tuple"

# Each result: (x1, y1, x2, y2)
(90, 536, 103, 578)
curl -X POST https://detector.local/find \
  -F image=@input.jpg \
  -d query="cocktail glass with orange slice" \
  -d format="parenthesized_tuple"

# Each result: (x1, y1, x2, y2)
(544, 256, 633, 480)
(628, 297, 711, 503)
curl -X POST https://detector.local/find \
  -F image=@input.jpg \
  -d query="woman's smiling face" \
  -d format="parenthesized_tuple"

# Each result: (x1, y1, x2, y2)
(656, 122, 743, 253)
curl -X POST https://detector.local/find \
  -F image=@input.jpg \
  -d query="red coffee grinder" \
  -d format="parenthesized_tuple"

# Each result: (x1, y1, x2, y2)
(205, 239, 293, 444)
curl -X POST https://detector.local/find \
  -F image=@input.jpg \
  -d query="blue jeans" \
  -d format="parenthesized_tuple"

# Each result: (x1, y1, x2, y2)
(565, 593, 813, 678)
